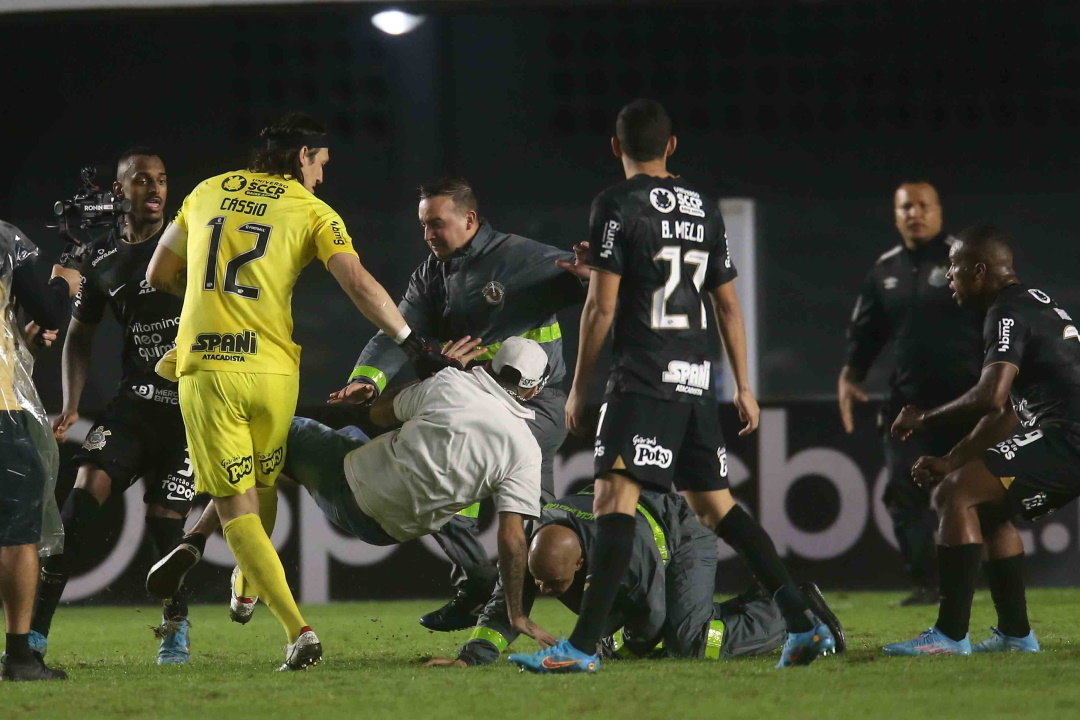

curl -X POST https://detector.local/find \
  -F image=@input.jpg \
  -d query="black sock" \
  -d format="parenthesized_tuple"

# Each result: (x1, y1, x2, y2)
(31, 487, 101, 637)
(5, 633, 32, 662)
(567, 513, 637, 654)
(984, 555, 1030, 638)
(180, 532, 207, 556)
(146, 516, 190, 614)
(935, 544, 982, 641)
(715, 505, 812, 633)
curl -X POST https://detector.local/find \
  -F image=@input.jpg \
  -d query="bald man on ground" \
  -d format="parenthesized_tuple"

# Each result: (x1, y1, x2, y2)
(426, 489, 844, 667)
(884, 225, 1080, 656)
(839, 181, 985, 606)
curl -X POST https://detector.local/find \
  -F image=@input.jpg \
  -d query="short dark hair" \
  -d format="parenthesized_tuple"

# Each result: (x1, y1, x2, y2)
(116, 146, 160, 179)
(616, 99, 673, 162)
(419, 177, 478, 214)
(248, 112, 327, 180)
(957, 224, 1016, 259)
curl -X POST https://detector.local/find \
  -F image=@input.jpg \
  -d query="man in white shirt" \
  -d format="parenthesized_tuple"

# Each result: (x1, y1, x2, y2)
(147, 337, 556, 647)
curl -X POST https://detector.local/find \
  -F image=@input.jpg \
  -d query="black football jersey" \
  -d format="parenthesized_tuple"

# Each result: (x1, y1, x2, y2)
(587, 175, 736, 403)
(71, 227, 182, 405)
(983, 283, 1080, 448)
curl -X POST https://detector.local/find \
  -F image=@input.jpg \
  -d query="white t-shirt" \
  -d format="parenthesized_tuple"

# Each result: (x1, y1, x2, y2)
(343, 367, 542, 542)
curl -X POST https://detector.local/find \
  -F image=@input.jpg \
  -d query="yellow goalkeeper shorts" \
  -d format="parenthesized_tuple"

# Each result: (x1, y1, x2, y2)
(178, 369, 299, 497)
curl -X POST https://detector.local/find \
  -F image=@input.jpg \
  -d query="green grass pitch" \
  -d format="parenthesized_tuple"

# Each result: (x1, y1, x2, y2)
(7, 589, 1080, 719)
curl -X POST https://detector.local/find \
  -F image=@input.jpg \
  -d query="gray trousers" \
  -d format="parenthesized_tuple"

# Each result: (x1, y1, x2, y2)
(434, 387, 566, 595)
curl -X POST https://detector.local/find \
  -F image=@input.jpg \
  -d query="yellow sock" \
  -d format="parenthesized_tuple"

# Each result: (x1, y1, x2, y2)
(223, 513, 307, 642)
(233, 486, 280, 598)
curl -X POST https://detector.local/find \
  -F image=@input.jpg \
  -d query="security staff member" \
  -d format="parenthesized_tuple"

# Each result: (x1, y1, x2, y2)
(837, 181, 984, 605)
(427, 489, 843, 667)
(329, 177, 588, 631)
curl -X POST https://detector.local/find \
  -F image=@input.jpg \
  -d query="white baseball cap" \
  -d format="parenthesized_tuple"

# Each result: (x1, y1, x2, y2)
(492, 336, 550, 389)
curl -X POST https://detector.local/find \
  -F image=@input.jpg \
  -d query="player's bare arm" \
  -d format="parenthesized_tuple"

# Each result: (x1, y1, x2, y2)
(146, 226, 188, 298)
(52, 316, 96, 441)
(893, 363, 1018, 486)
(369, 380, 421, 426)
(710, 281, 760, 436)
(326, 253, 409, 338)
(497, 511, 556, 648)
(567, 268, 619, 436)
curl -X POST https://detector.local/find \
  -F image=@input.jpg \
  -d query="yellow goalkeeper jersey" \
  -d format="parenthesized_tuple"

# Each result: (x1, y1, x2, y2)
(168, 170, 357, 375)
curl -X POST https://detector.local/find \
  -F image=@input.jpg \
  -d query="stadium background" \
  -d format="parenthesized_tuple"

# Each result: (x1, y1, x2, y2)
(2, 0, 1079, 600)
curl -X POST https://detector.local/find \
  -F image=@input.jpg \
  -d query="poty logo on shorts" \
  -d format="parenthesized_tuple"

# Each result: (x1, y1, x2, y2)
(259, 446, 284, 475)
(223, 455, 254, 484)
(632, 435, 673, 468)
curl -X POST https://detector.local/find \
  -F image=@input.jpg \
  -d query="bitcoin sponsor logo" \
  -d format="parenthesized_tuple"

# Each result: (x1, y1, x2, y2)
(191, 330, 259, 355)
(632, 435, 673, 468)
(223, 455, 254, 484)
(482, 280, 505, 305)
(259, 446, 284, 475)
(221, 175, 248, 192)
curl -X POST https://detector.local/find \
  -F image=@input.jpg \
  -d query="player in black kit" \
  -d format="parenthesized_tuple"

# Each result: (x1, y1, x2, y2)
(884, 225, 1080, 656)
(509, 99, 834, 674)
(31, 149, 195, 665)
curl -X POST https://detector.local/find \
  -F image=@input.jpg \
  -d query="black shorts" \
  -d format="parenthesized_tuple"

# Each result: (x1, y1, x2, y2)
(981, 427, 1080, 521)
(0, 411, 48, 546)
(73, 395, 195, 514)
(593, 392, 728, 492)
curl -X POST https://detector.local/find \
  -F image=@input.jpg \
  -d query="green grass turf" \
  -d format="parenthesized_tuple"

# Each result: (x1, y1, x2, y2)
(6, 589, 1080, 719)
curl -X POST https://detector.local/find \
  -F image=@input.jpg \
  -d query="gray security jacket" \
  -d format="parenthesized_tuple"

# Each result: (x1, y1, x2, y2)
(349, 221, 586, 392)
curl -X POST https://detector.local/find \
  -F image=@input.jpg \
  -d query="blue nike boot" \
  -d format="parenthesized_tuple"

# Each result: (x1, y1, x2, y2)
(155, 611, 191, 665)
(883, 626, 972, 656)
(972, 627, 1040, 653)
(508, 639, 600, 674)
(776, 618, 836, 667)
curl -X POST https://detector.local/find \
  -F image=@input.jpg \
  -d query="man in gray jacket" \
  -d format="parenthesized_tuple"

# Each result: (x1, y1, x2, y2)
(329, 178, 588, 631)
(425, 489, 844, 667)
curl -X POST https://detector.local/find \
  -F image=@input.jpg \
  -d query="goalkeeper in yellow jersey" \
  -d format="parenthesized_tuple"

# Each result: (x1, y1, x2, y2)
(146, 112, 453, 671)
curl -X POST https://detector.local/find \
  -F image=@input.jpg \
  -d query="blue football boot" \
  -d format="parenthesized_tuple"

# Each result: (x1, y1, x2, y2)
(27, 630, 48, 658)
(508, 639, 600, 674)
(155, 613, 191, 665)
(776, 618, 836, 668)
(883, 626, 971, 656)
(972, 627, 1040, 653)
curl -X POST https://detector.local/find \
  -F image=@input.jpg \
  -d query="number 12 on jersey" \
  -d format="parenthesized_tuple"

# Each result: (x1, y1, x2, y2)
(651, 246, 709, 330)
(203, 216, 272, 300)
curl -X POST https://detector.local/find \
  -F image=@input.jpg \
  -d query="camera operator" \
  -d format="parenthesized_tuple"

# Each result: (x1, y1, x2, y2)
(30, 148, 196, 666)
(1, 219, 76, 681)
